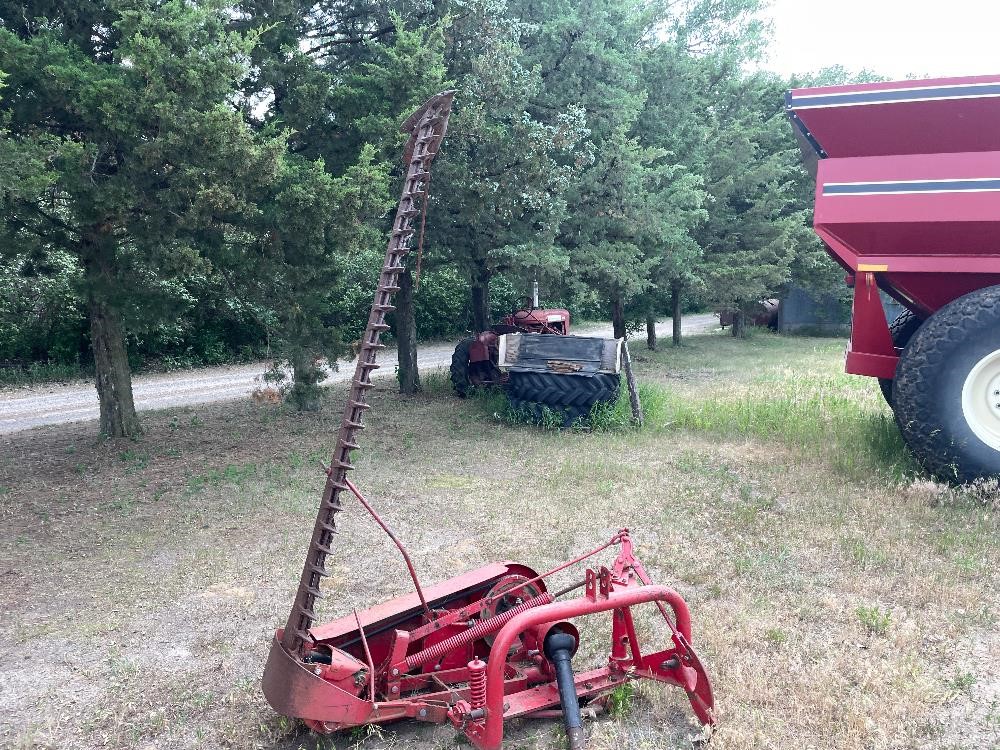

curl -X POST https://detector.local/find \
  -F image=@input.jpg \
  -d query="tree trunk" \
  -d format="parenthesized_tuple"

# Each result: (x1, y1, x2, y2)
(470, 263, 491, 333)
(611, 294, 626, 339)
(396, 268, 420, 394)
(89, 297, 142, 438)
(732, 311, 746, 338)
(671, 280, 682, 347)
(290, 348, 323, 411)
(645, 312, 656, 351)
(83, 227, 141, 439)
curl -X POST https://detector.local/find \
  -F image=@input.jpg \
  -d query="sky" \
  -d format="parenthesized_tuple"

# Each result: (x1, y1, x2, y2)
(763, 0, 1000, 80)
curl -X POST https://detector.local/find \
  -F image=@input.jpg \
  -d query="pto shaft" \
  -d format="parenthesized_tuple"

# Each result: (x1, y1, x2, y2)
(543, 630, 584, 750)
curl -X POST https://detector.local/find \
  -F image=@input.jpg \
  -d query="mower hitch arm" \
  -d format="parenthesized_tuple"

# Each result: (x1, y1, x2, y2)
(475, 584, 695, 750)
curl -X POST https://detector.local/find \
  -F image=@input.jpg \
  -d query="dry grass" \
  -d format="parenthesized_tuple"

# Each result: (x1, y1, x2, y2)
(1, 332, 998, 750)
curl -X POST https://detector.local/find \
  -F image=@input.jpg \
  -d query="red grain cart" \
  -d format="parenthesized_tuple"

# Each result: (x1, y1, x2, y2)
(787, 75, 1000, 482)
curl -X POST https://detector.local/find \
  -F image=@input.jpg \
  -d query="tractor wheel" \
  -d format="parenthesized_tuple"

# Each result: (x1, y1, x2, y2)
(450, 338, 475, 397)
(505, 371, 620, 410)
(878, 310, 924, 407)
(893, 285, 1000, 483)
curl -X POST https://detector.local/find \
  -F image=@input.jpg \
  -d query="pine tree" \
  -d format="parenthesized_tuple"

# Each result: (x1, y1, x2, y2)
(0, 0, 287, 436)
(696, 72, 812, 336)
(427, 0, 586, 333)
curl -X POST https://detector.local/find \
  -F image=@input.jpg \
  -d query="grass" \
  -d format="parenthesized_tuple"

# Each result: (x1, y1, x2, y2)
(856, 605, 892, 636)
(0, 360, 90, 387)
(467, 331, 916, 482)
(1, 331, 999, 750)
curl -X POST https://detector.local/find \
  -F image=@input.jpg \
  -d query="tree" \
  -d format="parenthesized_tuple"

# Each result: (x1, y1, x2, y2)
(238, 6, 448, 397)
(635, 0, 770, 345)
(428, 0, 586, 333)
(0, 0, 286, 436)
(242, 150, 392, 410)
(696, 72, 812, 337)
(511, 0, 652, 335)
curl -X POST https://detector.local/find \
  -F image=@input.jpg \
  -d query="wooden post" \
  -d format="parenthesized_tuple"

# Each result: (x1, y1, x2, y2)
(621, 340, 643, 426)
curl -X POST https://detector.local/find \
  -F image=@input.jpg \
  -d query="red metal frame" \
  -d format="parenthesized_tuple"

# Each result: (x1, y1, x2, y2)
(467, 307, 571, 366)
(788, 75, 1000, 379)
(263, 515, 714, 747)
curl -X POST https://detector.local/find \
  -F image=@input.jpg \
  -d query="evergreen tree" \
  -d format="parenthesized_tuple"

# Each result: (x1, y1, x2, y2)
(0, 0, 287, 435)
(696, 72, 812, 336)
(427, 0, 586, 333)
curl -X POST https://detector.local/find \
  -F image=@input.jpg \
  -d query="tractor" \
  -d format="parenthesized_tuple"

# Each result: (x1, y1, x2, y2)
(450, 295, 623, 428)
(449, 301, 571, 396)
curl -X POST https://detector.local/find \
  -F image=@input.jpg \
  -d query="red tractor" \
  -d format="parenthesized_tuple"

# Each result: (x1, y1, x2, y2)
(451, 300, 623, 428)
(450, 304, 571, 396)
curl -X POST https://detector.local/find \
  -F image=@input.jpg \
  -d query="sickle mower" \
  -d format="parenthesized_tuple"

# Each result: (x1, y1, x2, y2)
(261, 92, 715, 749)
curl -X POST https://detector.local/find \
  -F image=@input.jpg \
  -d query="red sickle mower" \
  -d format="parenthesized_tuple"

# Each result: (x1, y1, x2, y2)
(261, 93, 716, 748)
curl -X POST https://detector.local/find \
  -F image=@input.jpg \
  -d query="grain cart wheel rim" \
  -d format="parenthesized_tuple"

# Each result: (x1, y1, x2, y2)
(961, 348, 1000, 451)
(893, 285, 1000, 483)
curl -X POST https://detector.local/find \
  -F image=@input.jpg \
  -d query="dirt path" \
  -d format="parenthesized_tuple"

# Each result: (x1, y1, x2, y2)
(0, 314, 718, 434)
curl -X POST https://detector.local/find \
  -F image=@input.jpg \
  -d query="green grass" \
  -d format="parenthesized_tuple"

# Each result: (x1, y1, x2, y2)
(461, 332, 916, 481)
(856, 605, 892, 635)
(0, 360, 90, 386)
(606, 682, 636, 718)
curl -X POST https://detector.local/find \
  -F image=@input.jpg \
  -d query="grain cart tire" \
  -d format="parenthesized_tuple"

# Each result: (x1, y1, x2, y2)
(506, 371, 620, 409)
(450, 338, 475, 397)
(878, 310, 924, 407)
(893, 286, 1000, 483)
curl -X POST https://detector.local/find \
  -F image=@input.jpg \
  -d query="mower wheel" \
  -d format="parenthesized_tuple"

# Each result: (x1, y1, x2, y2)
(893, 285, 1000, 483)
(878, 310, 924, 407)
(450, 338, 475, 397)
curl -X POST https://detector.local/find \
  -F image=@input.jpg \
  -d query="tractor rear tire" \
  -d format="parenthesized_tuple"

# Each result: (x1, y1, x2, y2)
(878, 310, 924, 407)
(505, 371, 619, 428)
(450, 338, 475, 397)
(506, 371, 620, 409)
(893, 285, 1000, 483)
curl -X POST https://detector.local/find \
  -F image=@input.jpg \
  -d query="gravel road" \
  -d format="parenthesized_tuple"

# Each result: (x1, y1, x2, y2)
(0, 314, 718, 434)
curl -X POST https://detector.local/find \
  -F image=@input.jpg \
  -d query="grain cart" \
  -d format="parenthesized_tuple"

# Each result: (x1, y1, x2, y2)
(787, 75, 1000, 482)
(262, 92, 715, 750)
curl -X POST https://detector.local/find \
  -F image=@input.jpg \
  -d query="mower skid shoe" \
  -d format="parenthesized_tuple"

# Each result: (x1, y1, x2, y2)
(262, 631, 372, 727)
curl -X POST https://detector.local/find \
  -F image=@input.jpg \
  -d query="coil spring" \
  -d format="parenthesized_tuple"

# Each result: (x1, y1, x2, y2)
(468, 658, 487, 710)
(404, 591, 554, 671)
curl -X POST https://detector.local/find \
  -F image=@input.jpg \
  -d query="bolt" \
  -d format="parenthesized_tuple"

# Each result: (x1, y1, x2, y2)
(313, 667, 322, 676)
(392, 668, 399, 676)
(391, 685, 399, 693)
(434, 664, 441, 671)
(418, 708, 428, 718)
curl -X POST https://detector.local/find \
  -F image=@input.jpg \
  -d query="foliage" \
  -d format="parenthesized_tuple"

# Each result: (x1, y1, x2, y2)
(1, 0, 863, 413)
(0, 0, 288, 432)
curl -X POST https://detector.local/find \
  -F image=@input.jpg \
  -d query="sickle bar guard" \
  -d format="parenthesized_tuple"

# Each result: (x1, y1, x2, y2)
(262, 92, 716, 749)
